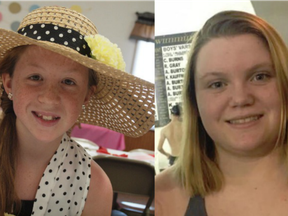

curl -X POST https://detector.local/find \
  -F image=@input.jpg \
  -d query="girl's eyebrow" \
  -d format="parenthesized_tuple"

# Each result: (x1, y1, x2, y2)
(198, 71, 226, 80)
(27, 63, 45, 70)
(246, 62, 274, 72)
(198, 63, 273, 80)
(26, 63, 83, 74)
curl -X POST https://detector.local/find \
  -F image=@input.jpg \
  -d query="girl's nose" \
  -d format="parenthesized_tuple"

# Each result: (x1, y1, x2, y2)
(228, 83, 255, 108)
(38, 84, 61, 105)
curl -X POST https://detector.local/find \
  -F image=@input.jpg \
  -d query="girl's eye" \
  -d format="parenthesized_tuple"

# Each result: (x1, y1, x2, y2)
(208, 81, 225, 89)
(29, 75, 42, 81)
(252, 73, 270, 82)
(63, 79, 75, 86)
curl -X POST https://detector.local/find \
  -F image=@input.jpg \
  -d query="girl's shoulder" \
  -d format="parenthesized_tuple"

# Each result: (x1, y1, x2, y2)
(156, 167, 178, 190)
(70, 137, 113, 215)
(81, 160, 113, 216)
(155, 168, 190, 216)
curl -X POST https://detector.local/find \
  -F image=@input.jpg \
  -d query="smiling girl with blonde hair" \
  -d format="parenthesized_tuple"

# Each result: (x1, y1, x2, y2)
(156, 10, 288, 216)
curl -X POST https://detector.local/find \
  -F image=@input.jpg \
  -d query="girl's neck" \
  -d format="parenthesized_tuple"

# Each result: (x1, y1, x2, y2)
(16, 128, 63, 165)
(218, 148, 288, 187)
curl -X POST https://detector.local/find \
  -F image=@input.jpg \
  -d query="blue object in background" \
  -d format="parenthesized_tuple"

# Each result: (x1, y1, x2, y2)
(29, 4, 40, 12)
(10, 21, 20, 31)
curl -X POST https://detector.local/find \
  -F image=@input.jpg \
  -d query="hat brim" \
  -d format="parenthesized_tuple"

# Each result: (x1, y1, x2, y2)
(0, 29, 155, 137)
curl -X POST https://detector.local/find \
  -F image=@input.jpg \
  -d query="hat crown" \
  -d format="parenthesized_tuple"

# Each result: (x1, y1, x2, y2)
(18, 6, 98, 36)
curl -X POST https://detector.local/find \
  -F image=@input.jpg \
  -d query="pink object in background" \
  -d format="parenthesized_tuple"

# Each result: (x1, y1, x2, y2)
(71, 123, 126, 150)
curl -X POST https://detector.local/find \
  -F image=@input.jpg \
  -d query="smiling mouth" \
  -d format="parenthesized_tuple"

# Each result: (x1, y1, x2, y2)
(33, 111, 60, 121)
(227, 115, 263, 124)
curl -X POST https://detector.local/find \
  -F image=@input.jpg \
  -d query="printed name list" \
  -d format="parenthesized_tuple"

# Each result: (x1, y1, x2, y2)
(161, 43, 190, 115)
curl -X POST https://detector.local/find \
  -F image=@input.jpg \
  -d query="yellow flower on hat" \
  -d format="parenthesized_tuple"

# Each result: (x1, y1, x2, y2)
(85, 35, 126, 71)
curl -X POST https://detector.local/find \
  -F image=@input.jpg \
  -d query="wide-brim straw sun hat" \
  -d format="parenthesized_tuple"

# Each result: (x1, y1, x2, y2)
(0, 6, 155, 137)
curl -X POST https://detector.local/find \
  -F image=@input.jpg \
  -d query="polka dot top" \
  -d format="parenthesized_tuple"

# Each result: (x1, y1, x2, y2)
(31, 133, 92, 215)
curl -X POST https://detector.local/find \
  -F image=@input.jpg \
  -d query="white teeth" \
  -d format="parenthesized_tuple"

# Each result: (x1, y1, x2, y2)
(35, 113, 57, 121)
(229, 116, 260, 124)
(42, 115, 53, 121)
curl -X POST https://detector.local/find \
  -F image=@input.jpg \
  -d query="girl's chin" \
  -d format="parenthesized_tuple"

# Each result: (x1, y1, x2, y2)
(217, 142, 276, 157)
(30, 131, 65, 144)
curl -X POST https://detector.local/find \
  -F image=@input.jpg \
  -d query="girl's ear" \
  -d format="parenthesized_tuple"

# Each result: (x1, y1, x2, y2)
(2, 73, 12, 94)
(84, 86, 96, 105)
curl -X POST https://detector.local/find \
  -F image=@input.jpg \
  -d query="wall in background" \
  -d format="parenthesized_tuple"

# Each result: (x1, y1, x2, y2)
(252, 1, 288, 46)
(0, 1, 154, 74)
(155, 0, 254, 36)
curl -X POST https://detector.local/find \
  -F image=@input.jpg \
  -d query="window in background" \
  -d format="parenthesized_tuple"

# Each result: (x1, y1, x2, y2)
(132, 40, 154, 83)
(129, 12, 154, 83)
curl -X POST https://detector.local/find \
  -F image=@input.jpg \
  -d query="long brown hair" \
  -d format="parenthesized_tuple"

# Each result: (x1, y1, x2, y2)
(0, 46, 26, 214)
(173, 10, 288, 196)
(0, 46, 98, 215)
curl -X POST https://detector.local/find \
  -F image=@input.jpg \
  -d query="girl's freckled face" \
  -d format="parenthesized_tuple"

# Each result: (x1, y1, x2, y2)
(8, 46, 92, 143)
(195, 34, 281, 157)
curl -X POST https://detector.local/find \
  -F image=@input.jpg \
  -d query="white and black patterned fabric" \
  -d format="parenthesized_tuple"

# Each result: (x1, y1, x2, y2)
(31, 133, 92, 216)
(18, 24, 91, 57)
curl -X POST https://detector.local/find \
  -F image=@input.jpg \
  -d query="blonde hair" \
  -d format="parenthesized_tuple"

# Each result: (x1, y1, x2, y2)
(173, 10, 288, 196)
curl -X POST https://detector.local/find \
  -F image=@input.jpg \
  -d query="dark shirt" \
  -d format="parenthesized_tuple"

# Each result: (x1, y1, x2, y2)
(18, 200, 34, 216)
(185, 195, 207, 216)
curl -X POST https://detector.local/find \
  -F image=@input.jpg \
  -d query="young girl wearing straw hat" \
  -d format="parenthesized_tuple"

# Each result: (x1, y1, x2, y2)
(0, 6, 154, 216)
(156, 10, 288, 216)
